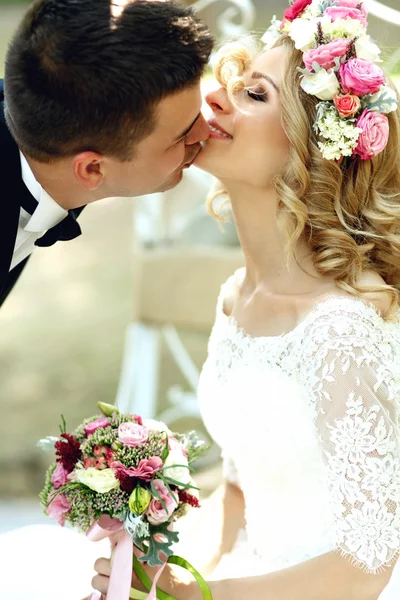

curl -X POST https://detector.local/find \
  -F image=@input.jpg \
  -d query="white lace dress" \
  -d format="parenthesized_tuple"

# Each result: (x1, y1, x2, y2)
(198, 277, 400, 596)
(2, 281, 400, 600)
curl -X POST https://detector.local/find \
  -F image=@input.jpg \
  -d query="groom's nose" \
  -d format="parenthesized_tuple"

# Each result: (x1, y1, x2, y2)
(185, 114, 210, 145)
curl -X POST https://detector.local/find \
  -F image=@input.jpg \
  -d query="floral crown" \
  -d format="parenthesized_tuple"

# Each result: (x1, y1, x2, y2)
(262, 0, 398, 162)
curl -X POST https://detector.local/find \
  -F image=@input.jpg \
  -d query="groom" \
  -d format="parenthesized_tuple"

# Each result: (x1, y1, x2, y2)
(1, 0, 213, 306)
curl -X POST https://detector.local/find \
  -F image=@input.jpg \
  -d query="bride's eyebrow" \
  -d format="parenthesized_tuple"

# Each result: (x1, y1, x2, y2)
(251, 71, 280, 93)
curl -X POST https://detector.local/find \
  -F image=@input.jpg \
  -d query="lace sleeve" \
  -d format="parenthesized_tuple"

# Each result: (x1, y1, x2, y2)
(310, 329, 400, 573)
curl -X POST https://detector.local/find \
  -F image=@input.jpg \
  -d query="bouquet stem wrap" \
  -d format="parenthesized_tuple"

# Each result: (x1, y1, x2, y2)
(87, 517, 212, 600)
(87, 517, 137, 600)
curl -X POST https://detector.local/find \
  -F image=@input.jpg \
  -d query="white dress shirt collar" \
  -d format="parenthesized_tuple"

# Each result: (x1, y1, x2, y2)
(20, 151, 68, 233)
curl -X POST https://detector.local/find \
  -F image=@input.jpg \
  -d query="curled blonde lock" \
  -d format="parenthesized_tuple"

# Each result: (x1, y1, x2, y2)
(207, 35, 400, 319)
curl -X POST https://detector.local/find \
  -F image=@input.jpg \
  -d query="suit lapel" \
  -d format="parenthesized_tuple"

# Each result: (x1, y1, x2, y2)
(0, 79, 86, 297)
(0, 79, 25, 294)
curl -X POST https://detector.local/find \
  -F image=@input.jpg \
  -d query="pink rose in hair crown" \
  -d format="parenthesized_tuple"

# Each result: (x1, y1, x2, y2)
(84, 417, 109, 436)
(354, 110, 389, 160)
(336, 0, 368, 18)
(50, 463, 69, 489)
(117, 422, 148, 447)
(333, 93, 361, 118)
(46, 493, 71, 526)
(339, 58, 385, 97)
(303, 38, 349, 71)
(283, 0, 312, 22)
(325, 6, 368, 27)
(146, 479, 178, 525)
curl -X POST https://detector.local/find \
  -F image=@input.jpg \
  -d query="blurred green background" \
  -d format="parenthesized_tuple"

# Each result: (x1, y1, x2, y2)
(0, 0, 399, 522)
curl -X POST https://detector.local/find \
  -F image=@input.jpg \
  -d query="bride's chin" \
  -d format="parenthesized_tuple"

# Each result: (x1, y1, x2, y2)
(193, 145, 218, 175)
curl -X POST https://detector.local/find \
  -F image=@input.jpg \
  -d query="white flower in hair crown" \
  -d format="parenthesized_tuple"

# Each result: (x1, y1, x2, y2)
(262, 0, 398, 162)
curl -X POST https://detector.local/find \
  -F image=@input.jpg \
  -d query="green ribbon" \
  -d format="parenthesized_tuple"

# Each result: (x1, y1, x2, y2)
(130, 554, 213, 600)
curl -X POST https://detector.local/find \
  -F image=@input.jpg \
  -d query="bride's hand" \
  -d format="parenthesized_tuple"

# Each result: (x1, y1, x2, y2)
(92, 551, 199, 600)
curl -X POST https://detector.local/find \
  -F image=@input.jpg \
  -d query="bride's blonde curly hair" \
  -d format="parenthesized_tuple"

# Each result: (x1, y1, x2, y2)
(207, 35, 400, 318)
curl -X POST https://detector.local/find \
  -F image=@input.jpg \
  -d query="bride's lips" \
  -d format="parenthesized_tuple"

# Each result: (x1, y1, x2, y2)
(208, 119, 233, 140)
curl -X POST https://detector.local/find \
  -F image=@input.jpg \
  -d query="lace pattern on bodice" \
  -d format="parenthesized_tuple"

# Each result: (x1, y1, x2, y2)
(198, 276, 400, 574)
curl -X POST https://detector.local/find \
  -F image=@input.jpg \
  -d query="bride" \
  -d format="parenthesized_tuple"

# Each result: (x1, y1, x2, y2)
(93, 1, 400, 599)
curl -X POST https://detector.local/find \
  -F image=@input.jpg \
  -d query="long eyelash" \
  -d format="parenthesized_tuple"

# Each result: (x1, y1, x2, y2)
(246, 89, 268, 102)
(177, 134, 188, 144)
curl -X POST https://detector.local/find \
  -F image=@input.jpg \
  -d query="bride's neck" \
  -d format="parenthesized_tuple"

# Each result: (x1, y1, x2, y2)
(226, 182, 322, 295)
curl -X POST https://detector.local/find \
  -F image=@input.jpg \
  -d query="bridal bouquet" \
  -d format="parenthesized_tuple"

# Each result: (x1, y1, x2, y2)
(38, 402, 212, 600)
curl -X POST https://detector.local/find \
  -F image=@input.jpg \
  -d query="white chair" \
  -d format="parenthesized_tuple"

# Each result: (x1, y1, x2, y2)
(115, 170, 243, 424)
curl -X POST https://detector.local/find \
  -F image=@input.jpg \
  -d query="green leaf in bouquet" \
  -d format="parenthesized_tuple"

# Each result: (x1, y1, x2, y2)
(46, 481, 94, 507)
(150, 480, 168, 515)
(132, 554, 214, 600)
(161, 434, 169, 462)
(125, 513, 150, 551)
(160, 479, 178, 505)
(59, 415, 67, 435)
(138, 522, 179, 567)
(162, 475, 199, 491)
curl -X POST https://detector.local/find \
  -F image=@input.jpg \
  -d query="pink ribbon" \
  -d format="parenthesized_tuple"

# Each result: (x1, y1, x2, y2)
(87, 516, 167, 600)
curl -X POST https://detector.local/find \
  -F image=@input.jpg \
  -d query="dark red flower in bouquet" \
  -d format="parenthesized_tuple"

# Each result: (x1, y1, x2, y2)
(283, 0, 312, 22)
(132, 414, 143, 426)
(178, 489, 200, 508)
(114, 470, 138, 493)
(55, 433, 82, 472)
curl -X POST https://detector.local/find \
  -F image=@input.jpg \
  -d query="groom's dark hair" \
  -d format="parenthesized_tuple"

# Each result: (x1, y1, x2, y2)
(4, 0, 213, 162)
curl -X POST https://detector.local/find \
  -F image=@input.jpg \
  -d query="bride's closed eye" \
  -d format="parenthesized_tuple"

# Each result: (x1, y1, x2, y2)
(246, 88, 268, 102)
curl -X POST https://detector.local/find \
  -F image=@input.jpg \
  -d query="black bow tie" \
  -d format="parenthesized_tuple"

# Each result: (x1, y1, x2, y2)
(20, 192, 83, 248)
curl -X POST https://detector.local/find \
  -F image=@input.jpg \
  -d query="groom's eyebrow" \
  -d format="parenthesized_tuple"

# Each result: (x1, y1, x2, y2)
(173, 112, 201, 142)
(251, 72, 280, 93)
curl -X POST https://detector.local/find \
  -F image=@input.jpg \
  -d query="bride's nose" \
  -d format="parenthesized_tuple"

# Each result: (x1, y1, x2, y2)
(205, 87, 232, 114)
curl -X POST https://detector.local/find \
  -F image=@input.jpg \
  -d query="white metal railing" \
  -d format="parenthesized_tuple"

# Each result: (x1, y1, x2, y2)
(368, 0, 400, 25)
(193, 0, 255, 38)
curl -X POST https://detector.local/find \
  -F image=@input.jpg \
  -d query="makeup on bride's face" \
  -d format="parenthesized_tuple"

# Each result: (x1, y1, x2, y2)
(194, 45, 290, 188)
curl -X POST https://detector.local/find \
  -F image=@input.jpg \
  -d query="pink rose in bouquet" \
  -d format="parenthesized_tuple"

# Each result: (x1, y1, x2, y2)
(283, 0, 312, 22)
(335, 0, 368, 18)
(112, 456, 163, 485)
(117, 421, 148, 447)
(46, 493, 71, 526)
(50, 463, 69, 489)
(303, 38, 349, 71)
(325, 6, 368, 27)
(146, 479, 178, 525)
(84, 417, 110, 436)
(339, 58, 385, 97)
(333, 93, 361, 118)
(354, 110, 389, 159)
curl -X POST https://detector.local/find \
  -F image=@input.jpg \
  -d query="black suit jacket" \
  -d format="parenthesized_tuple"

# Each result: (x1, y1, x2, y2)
(0, 79, 84, 306)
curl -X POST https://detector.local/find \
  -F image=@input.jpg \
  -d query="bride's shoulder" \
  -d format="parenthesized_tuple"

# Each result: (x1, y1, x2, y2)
(218, 267, 245, 317)
(354, 269, 394, 318)
(301, 270, 399, 347)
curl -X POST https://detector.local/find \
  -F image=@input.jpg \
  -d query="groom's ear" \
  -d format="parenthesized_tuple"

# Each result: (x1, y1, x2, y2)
(72, 151, 105, 191)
